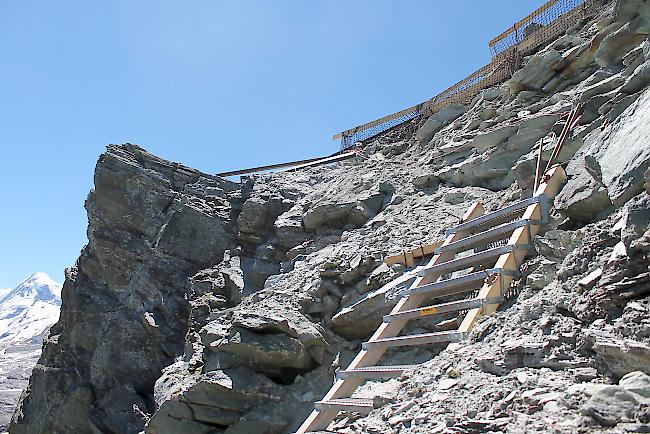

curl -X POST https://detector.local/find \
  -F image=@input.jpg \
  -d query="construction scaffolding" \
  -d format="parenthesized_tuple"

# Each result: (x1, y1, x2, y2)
(335, 0, 605, 151)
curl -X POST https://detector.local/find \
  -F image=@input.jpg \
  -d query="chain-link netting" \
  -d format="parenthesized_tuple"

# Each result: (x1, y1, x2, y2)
(340, 105, 422, 150)
(338, 0, 605, 151)
(489, 0, 594, 56)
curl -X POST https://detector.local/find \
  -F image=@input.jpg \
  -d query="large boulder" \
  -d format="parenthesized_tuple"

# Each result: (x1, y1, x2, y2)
(470, 125, 518, 151)
(302, 189, 387, 232)
(149, 291, 332, 433)
(595, 24, 648, 67)
(238, 196, 284, 237)
(148, 365, 289, 434)
(274, 204, 309, 249)
(200, 298, 329, 381)
(593, 88, 650, 206)
(583, 327, 650, 378)
(508, 49, 563, 92)
(416, 104, 468, 145)
(439, 115, 558, 190)
(582, 372, 650, 428)
(554, 154, 614, 222)
(621, 58, 650, 94)
(330, 271, 416, 339)
(556, 88, 650, 220)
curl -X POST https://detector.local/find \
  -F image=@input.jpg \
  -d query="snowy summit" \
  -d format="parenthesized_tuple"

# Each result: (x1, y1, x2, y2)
(0, 272, 62, 345)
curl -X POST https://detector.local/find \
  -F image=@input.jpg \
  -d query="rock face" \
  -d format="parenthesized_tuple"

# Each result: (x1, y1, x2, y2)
(11, 145, 242, 434)
(9, 1, 650, 433)
(556, 87, 650, 220)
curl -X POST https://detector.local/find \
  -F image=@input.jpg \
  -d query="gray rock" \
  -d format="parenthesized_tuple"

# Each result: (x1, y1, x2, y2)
(583, 328, 650, 378)
(10, 144, 240, 434)
(620, 371, 650, 398)
(619, 194, 650, 248)
(416, 104, 468, 145)
(412, 174, 438, 189)
(482, 87, 506, 102)
(526, 259, 557, 290)
(240, 256, 279, 289)
(509, 50, 562, 92)
(578, 74, 626, 103)
(330, 272, 416, 339)
(149, 366, 286, 434)
(201, 300, 328, 375)
(615, 0, 650, 33)
(556, 90, 650, 219)
(471, 125, 518, 151)
(595, 24, 648, 67)
(582, 386, 643, 427)
(555, 154, 613, 222)
(274, 204, 309, 249)
(238, 195, 283, 237)
(595, 88, 650, 206)
(302, 189, 386, 232)
(621, 58, 650, 94)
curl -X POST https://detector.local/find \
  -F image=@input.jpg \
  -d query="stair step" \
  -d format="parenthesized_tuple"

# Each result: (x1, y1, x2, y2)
(336, 365, 419, 380)
(383, 297, 503, 323)
(314, 398, 374, 414)
(417, 244, 528, 278)
(363, 331, 465, 350)
(446, 194, 547, 235)
(406, 268, 515, 298)
(435, 219, 537, 255)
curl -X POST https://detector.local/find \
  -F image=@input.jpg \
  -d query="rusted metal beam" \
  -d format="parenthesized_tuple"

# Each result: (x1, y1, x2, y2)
(216, 150, 356, 177)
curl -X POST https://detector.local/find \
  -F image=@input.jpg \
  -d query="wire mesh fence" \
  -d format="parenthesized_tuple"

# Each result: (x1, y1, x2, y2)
(489, 0, 593, 57)
(339, 104, 423, 149)
(336, 0, 605, 151)
(338, 59, 514, 151)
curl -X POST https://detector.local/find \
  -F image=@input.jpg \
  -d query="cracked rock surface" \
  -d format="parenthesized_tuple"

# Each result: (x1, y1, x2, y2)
(8, 0, 650, 433)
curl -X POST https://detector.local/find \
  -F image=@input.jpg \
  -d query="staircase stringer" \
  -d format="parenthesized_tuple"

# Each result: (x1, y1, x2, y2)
(296, 202, 487, 433)
(452, 165, 567, 346)
(297, 166, 567, 433)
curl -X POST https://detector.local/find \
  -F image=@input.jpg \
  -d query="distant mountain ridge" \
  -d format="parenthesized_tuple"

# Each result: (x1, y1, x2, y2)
(0, 272, 62, 431)
(0, 272, 61, 345)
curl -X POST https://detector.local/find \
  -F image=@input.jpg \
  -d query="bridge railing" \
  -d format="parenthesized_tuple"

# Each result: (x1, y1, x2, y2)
(335, 0, 604, 151)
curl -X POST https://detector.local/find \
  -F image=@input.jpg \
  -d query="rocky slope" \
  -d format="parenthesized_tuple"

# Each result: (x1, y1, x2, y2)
(0, 273, 61, 432)
(8, 0, 650, 433)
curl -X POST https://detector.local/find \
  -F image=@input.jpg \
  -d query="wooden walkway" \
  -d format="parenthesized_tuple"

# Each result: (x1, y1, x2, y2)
(296, 166, 566, 433)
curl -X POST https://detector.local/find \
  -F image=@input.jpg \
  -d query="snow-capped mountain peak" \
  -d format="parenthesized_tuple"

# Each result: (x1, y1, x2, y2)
(0, 272, 61, 305)
(0, 273, 62, 345)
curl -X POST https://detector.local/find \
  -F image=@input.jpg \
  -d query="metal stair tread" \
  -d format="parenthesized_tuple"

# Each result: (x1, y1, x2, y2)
(336, 364, 419, 379)
(406, 268, 514, 298)
(416, 244, 528, 277)
(383, 296, 503, 323)
(314, 397, 375, 414)
(362, 330, 465, 350)
(435, 218, 538, 255)
(445, 194, 547, 235)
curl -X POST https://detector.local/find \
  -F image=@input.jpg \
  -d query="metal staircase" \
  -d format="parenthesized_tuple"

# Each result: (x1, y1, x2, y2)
(296, 166, 567, 433)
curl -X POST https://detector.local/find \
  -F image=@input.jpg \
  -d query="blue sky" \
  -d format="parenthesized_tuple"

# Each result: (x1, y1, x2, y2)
(0, 0, 546, 288)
